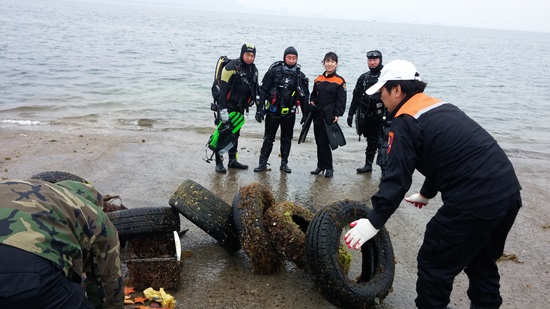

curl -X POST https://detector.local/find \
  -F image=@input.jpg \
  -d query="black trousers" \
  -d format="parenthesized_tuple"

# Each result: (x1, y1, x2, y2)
(313, 121, 332, 170)
(259, 112, 295, 164)
(415, 192, 522, 309)
(0, 244, 94, 309)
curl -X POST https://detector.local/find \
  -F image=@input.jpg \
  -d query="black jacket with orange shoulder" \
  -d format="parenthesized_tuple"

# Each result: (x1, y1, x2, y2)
(367, 93, 521, 229)
(309, 71, 347, 124)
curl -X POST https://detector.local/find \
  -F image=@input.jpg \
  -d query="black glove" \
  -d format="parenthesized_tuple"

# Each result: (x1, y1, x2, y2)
(255, 111, 264, 123)
(300, 115, 306, 125)
(347, 116, 353, 127)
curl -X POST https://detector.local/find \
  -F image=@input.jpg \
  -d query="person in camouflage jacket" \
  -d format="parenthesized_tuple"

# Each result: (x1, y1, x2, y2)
(0, 179, 123, 309)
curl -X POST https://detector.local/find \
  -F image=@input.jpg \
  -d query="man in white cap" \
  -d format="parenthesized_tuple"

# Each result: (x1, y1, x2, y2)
(344, 59, 522, 309)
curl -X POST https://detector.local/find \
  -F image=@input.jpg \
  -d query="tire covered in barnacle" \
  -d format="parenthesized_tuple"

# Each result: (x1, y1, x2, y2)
(305, 200, 395, 309)
(30, 171, 88, 184)
(263, 201, 313, 270)
(232, 182, 283, 274)
(106, 207, 180, 244)
(168, 179, 240, 252)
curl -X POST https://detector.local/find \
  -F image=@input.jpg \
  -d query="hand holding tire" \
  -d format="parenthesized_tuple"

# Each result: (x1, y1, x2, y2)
(344, 218, 379, 250)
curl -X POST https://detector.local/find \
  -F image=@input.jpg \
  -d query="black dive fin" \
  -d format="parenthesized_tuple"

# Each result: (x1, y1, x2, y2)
(325, 121, 346, 150)
(298, 111, 314, 144)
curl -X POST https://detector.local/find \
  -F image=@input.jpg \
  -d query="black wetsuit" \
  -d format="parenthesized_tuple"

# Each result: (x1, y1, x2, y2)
(348, 66, 386, 170)
(257, 64, 309, 167)
(216, 59, 258, 160)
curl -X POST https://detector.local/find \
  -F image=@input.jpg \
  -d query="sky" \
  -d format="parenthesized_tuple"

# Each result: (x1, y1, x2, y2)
(233, 0, 550, 33)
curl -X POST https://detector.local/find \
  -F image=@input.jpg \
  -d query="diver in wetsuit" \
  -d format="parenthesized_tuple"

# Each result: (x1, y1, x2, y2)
(254, 46, 309, 173)
(214, 43, 259, 173)
(347, 50, 386, 174)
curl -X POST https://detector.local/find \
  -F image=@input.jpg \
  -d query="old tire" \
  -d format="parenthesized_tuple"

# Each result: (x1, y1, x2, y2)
(306, 200, 395, 308)
(107, 207, 180, 242)
(232, 182, 283, 274)
(168, 179, 240, 252)
(30, 171, 88, 183)
(263, 201, 313, 269)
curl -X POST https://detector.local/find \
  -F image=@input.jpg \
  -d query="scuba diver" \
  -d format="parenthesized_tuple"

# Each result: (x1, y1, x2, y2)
(214, 43, 259, 173)
(347, 50, 387, 174)
(254, 46, 309, 173)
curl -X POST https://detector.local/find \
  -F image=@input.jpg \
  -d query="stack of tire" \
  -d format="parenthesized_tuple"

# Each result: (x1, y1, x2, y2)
(30, 171, 183, 290)
(168, 179, 395, 308)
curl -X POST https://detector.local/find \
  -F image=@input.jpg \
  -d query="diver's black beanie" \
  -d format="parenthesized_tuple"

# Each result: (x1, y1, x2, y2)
(241, 43, 256, 57)
(283, 46, 298, 60)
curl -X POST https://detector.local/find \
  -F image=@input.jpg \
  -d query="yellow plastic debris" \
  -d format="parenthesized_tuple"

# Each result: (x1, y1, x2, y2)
(143, 287, 176, 309)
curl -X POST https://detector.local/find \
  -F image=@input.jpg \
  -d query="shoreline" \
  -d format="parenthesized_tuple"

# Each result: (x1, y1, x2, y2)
(1, 126, 549, 308)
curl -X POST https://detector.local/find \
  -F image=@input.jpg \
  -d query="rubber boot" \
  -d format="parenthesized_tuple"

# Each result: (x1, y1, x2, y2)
(228, 152, 248, 170)
(357, 147, 375, 173)
(357, 161, 373, 173)
(215, 153, 226, 174)
(254, 155, 268, 172)
(280, 137, 291, 173)
(280, 160, 291, 173)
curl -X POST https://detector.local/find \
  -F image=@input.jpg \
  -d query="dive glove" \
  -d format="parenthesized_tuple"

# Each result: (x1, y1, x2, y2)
(404, 193, 429, 209)
(344, 218, 379, 250)
(219, 108, 229, 122)
(347, 116, 353, 127)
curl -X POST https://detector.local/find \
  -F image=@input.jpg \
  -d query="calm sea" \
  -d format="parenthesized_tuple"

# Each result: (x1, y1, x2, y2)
(2, 0, 550, 158)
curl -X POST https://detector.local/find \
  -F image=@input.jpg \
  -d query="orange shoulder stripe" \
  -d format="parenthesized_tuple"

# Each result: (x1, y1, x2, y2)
(395, 93, 446, 119)
(314, 74, 345, 85)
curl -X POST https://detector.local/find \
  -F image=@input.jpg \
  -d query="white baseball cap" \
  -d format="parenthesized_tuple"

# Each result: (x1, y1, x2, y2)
(365, 59, 420, 95)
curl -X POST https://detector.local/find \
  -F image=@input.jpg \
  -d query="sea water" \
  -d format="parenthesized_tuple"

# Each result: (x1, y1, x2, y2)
(2, 0, 550, 158)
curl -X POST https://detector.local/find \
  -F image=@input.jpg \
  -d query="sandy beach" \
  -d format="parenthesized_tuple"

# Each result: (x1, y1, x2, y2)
(1, 126, 549, 308)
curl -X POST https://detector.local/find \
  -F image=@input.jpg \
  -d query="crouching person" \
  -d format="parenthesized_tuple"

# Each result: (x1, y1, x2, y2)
(0, 179, 124, 309)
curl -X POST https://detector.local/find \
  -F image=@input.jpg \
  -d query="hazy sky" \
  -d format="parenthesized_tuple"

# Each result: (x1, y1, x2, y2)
(235, 0, 550, 33)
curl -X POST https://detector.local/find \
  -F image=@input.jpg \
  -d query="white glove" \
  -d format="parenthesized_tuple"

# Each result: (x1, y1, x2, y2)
(344, 218, 379, 250)
(219, 108, 229, 122)
(404, 193, 429, 209)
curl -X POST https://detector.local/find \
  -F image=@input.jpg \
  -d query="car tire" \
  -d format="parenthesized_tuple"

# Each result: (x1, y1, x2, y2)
(263, 201, 313, 270)
(305, 200, 395, 308)
(107, 207, 180, 242)
(30, 171, 88, 183)
(232, 182, 283, 274)
(168, 179, 240, 252)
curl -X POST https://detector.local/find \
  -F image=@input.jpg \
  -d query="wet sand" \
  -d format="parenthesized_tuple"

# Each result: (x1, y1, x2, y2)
(1, 126, 549, 308)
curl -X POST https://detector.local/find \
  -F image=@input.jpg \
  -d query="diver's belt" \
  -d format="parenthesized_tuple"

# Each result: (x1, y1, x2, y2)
(268, 105, 295, 115)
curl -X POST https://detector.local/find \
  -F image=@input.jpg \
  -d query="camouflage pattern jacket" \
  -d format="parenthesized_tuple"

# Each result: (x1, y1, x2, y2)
(0, 179, 123, 308)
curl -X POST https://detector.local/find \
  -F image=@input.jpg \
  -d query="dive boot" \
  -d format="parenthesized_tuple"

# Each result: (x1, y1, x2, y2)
(228, 160, 248, 170)
(254, 163, 267, 172)
(357, 162, 373, 173)
(215, 162, 227, 173)
(280, 163, 291, 173)
(215, 153, 226, 173)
